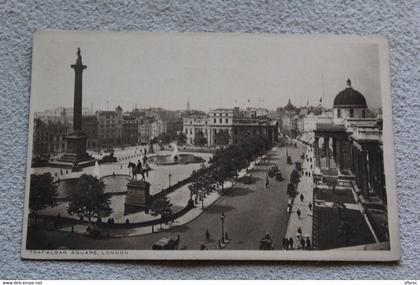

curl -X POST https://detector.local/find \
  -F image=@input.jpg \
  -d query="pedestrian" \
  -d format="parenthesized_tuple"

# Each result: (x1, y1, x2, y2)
(285, 238, 289, 250)
(297, 208, 301, 219)
(205, 229, 210, 242)
(300, 193, 304, 202)
(297, 227, 302, 235)
(300, 237, 306, 250)
(282, 238, 286, 249)
(218, 239, 222, 249)
(288, 237, 294, 249)
(125, 218, 130, 228)
(306, 237, 312, 250)
(308, 201, 313, 211)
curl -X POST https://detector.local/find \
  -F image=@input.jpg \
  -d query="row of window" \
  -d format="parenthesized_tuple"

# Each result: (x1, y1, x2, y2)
(337, 109, 366, 118)
(214, 118, 229, 124)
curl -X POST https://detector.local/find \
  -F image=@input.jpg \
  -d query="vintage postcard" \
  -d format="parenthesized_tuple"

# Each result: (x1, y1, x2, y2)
(22, 30, 399, 261)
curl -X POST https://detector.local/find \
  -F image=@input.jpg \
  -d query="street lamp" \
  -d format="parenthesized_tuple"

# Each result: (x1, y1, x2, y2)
(265, 152, 269, 188)
(220, 211, 225, 244)
(168, 173, 172, 188)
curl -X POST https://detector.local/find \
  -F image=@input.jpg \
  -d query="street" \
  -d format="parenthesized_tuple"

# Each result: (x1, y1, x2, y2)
(28, 143, 306, 250)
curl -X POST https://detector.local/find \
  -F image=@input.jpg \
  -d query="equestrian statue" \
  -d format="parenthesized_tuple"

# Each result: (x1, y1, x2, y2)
(128, 159, 150, 181)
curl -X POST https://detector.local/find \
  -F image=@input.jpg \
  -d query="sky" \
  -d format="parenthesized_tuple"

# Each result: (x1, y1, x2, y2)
(31, 31, 383, 113)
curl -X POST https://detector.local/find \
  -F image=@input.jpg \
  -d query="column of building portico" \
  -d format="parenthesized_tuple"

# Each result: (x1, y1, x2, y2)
(368, 149, 383, 200)
(324, 137, 330, 168)
(359, 150, 369, 198)
(376, 149, 386, 203)
(336, 139, 341, 170)
(350, 145, 356, 174)
(314, 137, 320, 168)
(207, 127, 212, 147)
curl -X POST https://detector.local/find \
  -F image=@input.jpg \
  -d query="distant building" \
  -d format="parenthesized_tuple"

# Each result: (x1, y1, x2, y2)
(32, 119, 69, 156)
(97, 106, 123, 147)
(34, 107, 93, 126)
(303, 112, 333, 133)
(183, 107, 278, 147)
(164, 120, 183, 139)
(138, 117, 154, 143)
(245, 107, 269, 118)
(122, 115, 138, 146)
(81, 115, 98, 150)
(32, 119, 50, 156)
(151, 120, 165, 138)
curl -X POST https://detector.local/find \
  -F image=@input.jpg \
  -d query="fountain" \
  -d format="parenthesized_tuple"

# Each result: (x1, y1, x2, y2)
(171, 144, 179, 161)
(152, 143, 205, 165)
(93, 161, 101, 178)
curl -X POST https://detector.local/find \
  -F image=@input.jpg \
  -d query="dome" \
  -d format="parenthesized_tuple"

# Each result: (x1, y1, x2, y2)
(333, 79, 367, 108)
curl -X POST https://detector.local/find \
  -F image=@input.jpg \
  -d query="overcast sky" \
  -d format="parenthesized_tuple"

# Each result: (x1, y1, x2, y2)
(31, 31, 383, 113)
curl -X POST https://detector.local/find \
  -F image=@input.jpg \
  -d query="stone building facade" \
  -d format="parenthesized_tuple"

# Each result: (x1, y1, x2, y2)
(313, 79, 386, 206)
(183, 108, 278, 147)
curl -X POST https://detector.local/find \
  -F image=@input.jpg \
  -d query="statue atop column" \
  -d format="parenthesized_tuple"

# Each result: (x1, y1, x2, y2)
(54, 48, 95, 171)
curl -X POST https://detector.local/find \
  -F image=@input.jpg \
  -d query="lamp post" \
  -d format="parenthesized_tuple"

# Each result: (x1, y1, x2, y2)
(168, 173, 172, 188)
(220, 211, 225, 244)
(265, 151, 269, 188)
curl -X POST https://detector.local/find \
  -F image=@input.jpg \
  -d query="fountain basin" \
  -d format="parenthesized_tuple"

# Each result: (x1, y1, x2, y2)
(152, 153, 205, 165)
(55, 174, 130, 200)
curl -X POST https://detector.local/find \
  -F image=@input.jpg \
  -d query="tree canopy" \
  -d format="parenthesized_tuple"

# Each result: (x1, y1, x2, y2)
(191, 134, 272, 193)
(67, 174, 112, 223)
(194, 131, 208, 146)
(214, 130, 230, 146)
(176, 132, 187, 146)
(29, 173, 58, 225)
(149, 195, 173, 227)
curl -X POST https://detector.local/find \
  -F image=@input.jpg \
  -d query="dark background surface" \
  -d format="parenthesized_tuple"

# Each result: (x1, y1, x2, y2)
(0, 0, 418, 279)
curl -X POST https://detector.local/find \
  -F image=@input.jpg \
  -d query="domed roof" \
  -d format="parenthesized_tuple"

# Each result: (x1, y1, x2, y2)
(333, 79, 367, 108)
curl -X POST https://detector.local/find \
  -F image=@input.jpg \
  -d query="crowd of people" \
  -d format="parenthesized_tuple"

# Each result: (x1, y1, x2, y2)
(282, 235, 312, 250)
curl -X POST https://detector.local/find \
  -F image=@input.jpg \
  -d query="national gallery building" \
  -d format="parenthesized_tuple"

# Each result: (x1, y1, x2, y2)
(300, 79, 388, 241)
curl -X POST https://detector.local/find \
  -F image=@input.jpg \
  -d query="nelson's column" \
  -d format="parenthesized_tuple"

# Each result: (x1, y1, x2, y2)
(54, 48, 95, 170)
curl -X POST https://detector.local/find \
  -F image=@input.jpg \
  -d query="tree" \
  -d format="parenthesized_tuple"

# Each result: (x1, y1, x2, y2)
(149, 195, 173, 229)
(67, 174, 112, 224)
(176, 132, 187, 146)
(157, 133, 171, 144)
(29, 173, 58, 227)
(214, 130, 230, 146)
(194, 131, 208, 146)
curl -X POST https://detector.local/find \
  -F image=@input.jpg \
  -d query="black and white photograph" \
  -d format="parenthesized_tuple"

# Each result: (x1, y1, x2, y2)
(21, 31, 399, 261)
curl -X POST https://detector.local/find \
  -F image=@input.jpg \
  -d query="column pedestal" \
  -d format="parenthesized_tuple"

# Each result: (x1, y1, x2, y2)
(125, 180, 151, 214)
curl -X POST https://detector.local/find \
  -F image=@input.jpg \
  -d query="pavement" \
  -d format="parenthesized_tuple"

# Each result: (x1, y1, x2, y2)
(58, 158, 261, 237)
(27, 144, 306, 250)
(284, 140, 314, 250)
